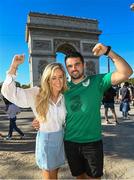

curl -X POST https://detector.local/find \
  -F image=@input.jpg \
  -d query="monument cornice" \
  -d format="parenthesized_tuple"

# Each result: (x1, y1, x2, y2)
(27, 23, 101, 33)
(26, 24, 101, 42)
(26, 12, 102, 42)
(29, 12, 98, 23)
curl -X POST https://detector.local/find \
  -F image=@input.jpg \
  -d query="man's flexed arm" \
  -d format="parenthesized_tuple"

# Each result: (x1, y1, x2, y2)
(92, 43, 133, 85)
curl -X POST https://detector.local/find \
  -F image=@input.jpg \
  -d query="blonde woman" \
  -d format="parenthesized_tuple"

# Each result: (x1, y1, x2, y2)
(1, 55, 67, 179)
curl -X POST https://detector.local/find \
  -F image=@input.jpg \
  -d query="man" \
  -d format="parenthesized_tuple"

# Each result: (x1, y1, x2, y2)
(33, 43, 133, 179)
(102, 86, 118, 124)
(119, 82, 132, 119)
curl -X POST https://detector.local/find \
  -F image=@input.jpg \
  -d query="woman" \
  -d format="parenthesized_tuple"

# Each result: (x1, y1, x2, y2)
(1, 54, 67, 179)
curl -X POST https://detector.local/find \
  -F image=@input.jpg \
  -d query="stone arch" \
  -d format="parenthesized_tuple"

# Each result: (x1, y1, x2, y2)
(56, 43, 77, 54)
(26, 12, 101, 86)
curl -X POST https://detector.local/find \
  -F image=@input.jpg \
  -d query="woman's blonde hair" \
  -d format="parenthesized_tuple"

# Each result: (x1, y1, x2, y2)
(35, 62, 67, 122)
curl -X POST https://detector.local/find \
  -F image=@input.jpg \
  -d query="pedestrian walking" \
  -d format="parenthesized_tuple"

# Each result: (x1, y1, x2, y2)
(102, 86, 119, 124)
(5, 102, 24, 140)
(0, 132, 3, 138)
(119, 82, 131, 119)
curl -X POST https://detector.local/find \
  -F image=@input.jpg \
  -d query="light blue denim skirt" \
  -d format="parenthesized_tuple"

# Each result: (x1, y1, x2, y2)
(35, 129, 65, 170)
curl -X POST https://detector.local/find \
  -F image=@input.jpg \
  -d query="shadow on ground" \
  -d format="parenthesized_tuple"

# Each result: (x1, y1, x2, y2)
(102, 117, 134, 160)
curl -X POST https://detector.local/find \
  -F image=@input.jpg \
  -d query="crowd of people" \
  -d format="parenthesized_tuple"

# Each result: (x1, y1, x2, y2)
(102, 82, 134, 125)
(1, 42, 133, 179)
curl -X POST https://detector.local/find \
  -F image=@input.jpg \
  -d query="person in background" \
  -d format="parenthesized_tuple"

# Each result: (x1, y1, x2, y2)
(102, 86, 119, 124)
(2, 96, 10, 111)
(130, 84, 134, 106)
(5, 101, 24, 140)
(0, 133, 3, 139)
(119, 82, 132, 119)
(32, 43, 133, 179)
(1, 55, 67, 179)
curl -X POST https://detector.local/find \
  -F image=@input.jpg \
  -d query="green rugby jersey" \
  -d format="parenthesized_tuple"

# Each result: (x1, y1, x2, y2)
(64, 73, 112, 143)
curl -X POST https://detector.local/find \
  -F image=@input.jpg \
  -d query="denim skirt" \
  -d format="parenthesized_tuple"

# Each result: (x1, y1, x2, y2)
(35, 129, 65, 170)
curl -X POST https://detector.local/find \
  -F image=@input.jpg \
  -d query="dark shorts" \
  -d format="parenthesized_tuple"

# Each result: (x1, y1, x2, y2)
(104, 102, 114, 109)
(64, 140, 103, 178)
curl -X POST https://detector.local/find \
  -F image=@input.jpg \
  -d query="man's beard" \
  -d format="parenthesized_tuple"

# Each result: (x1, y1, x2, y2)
(70, 70, 84, 80)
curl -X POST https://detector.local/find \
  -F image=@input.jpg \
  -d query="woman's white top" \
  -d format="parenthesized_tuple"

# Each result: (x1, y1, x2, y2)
(1, 73, 66, 132)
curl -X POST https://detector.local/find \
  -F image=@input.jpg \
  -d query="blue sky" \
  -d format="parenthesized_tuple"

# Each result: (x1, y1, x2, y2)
(0, 0, 134, 84)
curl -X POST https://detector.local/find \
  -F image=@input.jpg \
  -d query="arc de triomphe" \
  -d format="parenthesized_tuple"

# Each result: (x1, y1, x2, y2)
(26, 12, 102, 86)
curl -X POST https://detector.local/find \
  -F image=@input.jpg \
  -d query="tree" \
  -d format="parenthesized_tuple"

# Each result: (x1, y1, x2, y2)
(21, 84, 30, 89)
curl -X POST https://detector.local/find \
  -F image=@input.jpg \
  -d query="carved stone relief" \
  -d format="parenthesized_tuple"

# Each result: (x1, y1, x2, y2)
(85, 61, 96, 75)
(38, 60, 49, 79)
(33, 40, 52, 51)
(82, 43, 96, 53)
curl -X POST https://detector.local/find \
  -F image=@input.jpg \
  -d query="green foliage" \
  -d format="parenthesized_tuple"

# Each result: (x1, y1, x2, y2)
(15, 81, 21, 87)
(128, 77, 134, 85)
(0, 81, 30, 90)
(21, 84, 30, 89)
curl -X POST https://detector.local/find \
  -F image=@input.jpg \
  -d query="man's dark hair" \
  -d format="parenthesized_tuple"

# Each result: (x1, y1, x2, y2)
(65, 51, 84, 64)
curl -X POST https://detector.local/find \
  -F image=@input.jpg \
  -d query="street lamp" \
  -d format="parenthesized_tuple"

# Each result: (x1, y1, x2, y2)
(130, 3, 134, 11)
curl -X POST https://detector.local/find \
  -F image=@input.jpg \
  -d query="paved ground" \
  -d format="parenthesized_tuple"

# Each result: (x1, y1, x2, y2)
(0, 99, 134, 179)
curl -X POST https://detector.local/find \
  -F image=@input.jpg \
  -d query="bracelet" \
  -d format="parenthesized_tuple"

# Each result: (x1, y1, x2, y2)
(104, 46, 111, 56)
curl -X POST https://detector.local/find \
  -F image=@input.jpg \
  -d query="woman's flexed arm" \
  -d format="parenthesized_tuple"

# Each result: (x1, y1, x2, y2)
(8, 54, 25, 75)
(1, 54, 39, 108)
